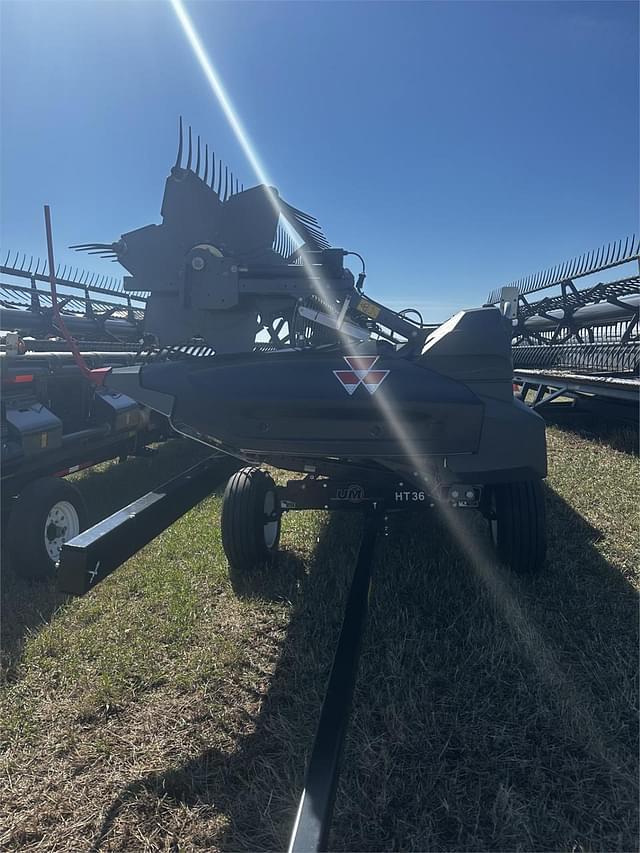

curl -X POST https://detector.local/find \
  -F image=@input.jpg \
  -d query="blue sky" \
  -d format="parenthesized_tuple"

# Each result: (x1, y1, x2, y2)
(1, 0, 638, 320)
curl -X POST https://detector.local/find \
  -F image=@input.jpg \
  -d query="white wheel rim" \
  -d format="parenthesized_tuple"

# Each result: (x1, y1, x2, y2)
(44, 500, 80, 562)
(263, 490, 279, 549)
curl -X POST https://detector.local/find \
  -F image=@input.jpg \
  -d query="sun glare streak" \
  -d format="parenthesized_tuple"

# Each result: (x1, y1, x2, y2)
(169, 0, 272, 187)
(169, 0, 340, 321)
(168, 0, 618, 769)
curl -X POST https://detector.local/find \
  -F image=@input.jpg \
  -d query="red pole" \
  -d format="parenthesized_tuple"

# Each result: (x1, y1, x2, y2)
(43, 205, 109, 385)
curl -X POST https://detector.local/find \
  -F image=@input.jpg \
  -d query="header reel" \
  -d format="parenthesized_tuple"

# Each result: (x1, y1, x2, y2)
(73, 120, 426, 354)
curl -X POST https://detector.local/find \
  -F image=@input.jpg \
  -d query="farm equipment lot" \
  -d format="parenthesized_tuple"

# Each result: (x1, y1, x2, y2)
(1, 424, 638, 852)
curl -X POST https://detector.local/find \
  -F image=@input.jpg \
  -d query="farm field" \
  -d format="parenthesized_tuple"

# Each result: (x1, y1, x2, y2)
(1, 423, 638, 852)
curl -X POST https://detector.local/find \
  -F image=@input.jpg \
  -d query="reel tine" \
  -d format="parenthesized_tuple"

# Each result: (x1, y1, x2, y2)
(20, 253, 26, 270)
(230, 171, 234, 196)
(216, 158, 223, 197)
(603, 240, 612, 266)
(614, 238, 622, 263)
(235, 176, 239, 195)
(223, 165, 229, 201)
(210, 150, 216, 189)
(203, 143, 209, 183)
(175, 116, 184, 168)
(186, 125, 193, 171)
(195, 135, 201, 176)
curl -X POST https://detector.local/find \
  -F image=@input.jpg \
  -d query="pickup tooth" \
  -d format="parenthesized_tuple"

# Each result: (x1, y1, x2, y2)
(174, 116, 184, 168)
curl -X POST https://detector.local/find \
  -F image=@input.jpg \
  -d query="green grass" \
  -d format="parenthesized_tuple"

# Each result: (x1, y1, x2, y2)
(1, 427, 638, 852)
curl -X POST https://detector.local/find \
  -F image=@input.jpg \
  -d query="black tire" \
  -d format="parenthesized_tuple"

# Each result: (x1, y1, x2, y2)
(7, 477, 88, 580)
(487, 479, 546, 574)
(221, 467, 281, 590)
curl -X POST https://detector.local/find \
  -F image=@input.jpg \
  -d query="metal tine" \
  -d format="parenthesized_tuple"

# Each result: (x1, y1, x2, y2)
(241, 183, 244, 192)
(235, 177, 239, 194)
(187, 125, 193, 171)
(216, 159, 223, 197)
(223, 166, 229, 201)
(622, 235, 630, 259)
(3, 249, 9, 265)
(576, 251, 586, 276)
(605, 241, 614, 266)
(175, 117, 184, 169)
(210, 151, 216, 189)
(20, 253, 26, 270)
(203, 144, 209, 183)
(573, 254, 583, 276)
(614, 238, 622, 263)
(28, 255, 34, 272)
(580, 251, 590, 275)
(12, 251, 19, 266)
(195, 135, 201, 176)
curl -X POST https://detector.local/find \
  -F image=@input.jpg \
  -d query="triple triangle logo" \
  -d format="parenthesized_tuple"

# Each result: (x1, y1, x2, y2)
(333, 356, 390, 396)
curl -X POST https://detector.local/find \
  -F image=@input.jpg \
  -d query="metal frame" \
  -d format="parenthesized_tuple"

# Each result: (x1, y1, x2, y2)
(486, 235, 640, 305)
(57, 454, 238, 595)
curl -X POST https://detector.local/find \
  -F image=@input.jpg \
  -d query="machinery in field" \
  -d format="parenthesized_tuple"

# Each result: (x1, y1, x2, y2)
(0, 259, 172, 577)
(62, 120, 549, 851)
(72, 120, 548, 577)
(486, 236, 639, 420)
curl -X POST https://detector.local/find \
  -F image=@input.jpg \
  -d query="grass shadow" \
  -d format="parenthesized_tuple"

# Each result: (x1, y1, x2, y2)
(542, 407, 638, 455)
(89, 484, 637, 852)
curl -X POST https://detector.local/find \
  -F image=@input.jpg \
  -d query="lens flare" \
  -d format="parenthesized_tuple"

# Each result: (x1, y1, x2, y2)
(169, 0, 339, 319)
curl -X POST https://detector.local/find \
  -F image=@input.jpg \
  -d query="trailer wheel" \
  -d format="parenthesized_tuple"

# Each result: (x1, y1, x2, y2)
(7, 477, 88, 580)
(487, 479, 546, 573)
(221, 467, 281, 590)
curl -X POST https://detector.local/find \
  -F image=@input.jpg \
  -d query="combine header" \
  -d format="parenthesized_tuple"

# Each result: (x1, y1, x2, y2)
(59, 120, 550, 850)
(486, 237, 639, 418)
(0, 254, 175, 578)
(0, 250, 146, 347)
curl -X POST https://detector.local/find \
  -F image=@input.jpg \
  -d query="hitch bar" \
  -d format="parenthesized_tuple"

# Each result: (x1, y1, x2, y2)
(288, 511, 381, 852)
(57, 453, 238, 595)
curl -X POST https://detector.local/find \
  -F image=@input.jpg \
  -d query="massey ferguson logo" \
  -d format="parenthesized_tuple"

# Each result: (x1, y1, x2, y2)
(333, 356, 389, 396)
